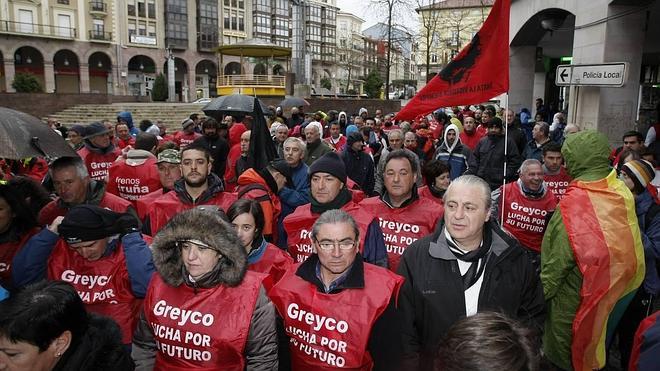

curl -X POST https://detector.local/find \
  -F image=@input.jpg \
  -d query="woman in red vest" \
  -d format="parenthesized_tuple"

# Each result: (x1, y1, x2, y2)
(227, 199, 293, 291)
(131, 207, 278, 370)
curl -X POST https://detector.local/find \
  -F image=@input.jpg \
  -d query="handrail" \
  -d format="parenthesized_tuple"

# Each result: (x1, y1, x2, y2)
(89, 1, 107, 12)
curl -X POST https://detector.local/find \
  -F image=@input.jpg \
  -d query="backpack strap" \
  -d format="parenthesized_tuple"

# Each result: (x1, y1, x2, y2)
(238, 183, 271, 203)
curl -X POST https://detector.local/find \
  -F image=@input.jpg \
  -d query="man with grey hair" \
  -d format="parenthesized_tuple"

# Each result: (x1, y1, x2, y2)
(398, 175, 545, 370)
(523, 121, 555, 162)
(492, 159, 557, 271)
(304, 122, 332, 165)
(277, 137, 311, 247)
(270, 209, 404, 370)
(361, 150, 443, 272)
(38, 156, 134, 225)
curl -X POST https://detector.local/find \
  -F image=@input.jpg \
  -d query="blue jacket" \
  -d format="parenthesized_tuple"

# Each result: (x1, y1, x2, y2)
(636, 190, 660, 295)
(523, 139, 556, 162)
(12, 230, 155, 298)
(277, 162, 310, 247)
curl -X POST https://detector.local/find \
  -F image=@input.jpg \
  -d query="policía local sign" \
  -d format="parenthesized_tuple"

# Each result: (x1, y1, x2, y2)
(555, 62, 627, 87)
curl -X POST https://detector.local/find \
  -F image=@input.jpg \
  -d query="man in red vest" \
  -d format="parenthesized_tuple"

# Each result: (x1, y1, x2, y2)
(270, 210, 403, 371)
(13, 205, 154, 346)
(146, 143, 236, 234)
(135, 148, 182, 221)
(38, 156, 135, 225)
(542, 142, 572, 201)
(174, 118, 202, 149)
(459, 115, 486, 151)
(283, 152, 387, 266)
(77, 121, 121, 181)
(360, 149, 444, 272)
(107, 132, 161, 206)
(494, 159, 557, 272)
(115, 122, 135, 149)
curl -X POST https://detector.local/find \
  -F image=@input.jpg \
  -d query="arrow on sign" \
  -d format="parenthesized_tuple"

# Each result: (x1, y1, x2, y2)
(559, 69, 569, 83)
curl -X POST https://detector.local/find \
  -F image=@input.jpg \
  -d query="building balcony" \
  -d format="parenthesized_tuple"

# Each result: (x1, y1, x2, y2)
(89, 1, 107, 14)
(0, 20, 76, 39)
(217, 74, 286, 96)
(89, 30, 112, 42)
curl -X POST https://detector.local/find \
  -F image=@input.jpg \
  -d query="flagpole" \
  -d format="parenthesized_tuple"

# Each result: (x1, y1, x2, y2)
(500, 92, 509, 227)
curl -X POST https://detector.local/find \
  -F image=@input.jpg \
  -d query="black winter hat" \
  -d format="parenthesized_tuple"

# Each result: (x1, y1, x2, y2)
(346, 131, 364, 147)
(489, 117, 503, 129)
(59, 205, 122, 244)
(270, 159, 294, 187)
(309, 152, 347, 184)
(83, 122, 110, 139)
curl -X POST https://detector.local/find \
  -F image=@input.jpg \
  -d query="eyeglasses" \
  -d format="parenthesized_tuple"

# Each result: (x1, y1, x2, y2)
(315, 239, 356, 251)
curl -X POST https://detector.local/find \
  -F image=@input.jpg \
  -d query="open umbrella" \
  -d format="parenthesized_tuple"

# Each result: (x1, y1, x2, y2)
(0, 107, 78, 160)
(279, 96, 310, 109)
(202, 94, 269, 119)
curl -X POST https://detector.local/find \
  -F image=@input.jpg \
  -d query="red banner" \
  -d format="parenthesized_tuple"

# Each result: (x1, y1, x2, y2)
(395, 0, 510, 120)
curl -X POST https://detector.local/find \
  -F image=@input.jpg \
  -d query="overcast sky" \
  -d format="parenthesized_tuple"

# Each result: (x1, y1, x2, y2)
(335, 0, 419, 32)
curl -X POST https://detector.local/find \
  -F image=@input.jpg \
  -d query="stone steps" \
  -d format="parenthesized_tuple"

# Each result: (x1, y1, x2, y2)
(45, 103, 207, 131)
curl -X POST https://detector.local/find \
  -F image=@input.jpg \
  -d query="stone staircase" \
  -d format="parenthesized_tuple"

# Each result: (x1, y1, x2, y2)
(45, 103, 207, 131)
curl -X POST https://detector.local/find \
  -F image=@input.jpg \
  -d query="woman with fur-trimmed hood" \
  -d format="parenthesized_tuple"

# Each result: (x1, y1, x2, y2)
(131, 208, 278, 370)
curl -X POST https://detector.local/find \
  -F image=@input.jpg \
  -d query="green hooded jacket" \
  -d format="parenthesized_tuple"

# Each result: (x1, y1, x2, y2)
(540, 130, 612, 370)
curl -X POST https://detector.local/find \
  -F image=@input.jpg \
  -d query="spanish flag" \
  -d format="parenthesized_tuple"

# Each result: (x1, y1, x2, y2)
(562, 170, 645, 370)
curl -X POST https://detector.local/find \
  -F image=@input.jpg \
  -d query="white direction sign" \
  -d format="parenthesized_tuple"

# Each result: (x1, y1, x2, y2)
(555, 63, 627, 87)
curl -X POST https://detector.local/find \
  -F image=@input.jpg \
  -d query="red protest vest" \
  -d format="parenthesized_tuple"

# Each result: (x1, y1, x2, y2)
(0, 227, 40, 286)
(324, 136, 347, 153)
(144, 272, 264, 371)
(360, 196, 443, 272)
(269, 263, 403, 370)
(78, 146, 121, 181)
(417, 186, 443, 205)
(47, 239, 140, 344)
(248, 243, 294, 291)
(283, 202, 373, 263)
(38, 192, 133, 226)
(544, 167, 572, 201)
(106, 157, 161, 205)
(174, 132, 202, 149)
(148, 190, 237, 234)
(136, 189, 170, 221)
(500, 182, 557, 252)
(236, 169, 281, 238)
(117, 137, 136, 149)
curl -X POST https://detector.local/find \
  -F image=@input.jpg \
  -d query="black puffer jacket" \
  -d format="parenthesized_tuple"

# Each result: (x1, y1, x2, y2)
(466, 133, 522, 190)
(132, 208, 278, 370)
(397, 220, 545, 371)
(56, 313, 133, 371)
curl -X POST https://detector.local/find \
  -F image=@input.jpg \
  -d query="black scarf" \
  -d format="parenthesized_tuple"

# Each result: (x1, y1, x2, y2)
(311, 187, 352, 214)
(445, 224, 491, 290)
(428, 184, 446, 199)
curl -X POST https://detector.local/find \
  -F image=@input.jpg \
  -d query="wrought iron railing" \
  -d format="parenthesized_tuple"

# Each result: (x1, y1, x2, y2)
(88, 30, 112, 41)
(89, 1, 107, 12)
(0, 20, 76, 39)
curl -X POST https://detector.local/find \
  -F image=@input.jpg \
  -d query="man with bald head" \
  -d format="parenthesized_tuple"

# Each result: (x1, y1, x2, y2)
(235, 130, 251, 177)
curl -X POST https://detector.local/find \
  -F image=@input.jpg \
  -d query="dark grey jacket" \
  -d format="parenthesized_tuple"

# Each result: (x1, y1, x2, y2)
(397, 220, 545, 371)
(131, 208, 278, 370)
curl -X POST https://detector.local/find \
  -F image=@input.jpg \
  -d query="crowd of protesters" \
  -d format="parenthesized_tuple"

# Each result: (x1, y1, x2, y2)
(0, 100, 658, 371)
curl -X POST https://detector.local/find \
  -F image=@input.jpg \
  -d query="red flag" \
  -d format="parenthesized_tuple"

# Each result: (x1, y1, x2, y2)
(395, 0, 510, 120)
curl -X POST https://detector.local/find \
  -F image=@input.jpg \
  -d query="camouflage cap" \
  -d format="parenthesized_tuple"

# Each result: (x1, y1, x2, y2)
(156, 149, 181, 164)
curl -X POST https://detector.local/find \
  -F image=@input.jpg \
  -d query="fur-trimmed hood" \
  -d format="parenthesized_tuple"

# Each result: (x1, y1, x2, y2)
(151, 208, 247, 288)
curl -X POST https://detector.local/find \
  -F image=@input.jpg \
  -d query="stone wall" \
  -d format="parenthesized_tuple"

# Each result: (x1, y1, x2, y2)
(0, 93, 150, 119)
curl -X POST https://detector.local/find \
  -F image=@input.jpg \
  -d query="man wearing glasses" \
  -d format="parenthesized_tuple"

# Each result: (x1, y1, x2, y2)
(12, 205, 154, 347)
(270, 209, 404, 371)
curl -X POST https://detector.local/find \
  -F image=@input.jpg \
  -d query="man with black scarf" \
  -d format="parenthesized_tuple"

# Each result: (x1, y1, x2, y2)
(397, 175, 545, 371)
(283, 152, 387, 266)
(342, 131, 375, 196)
